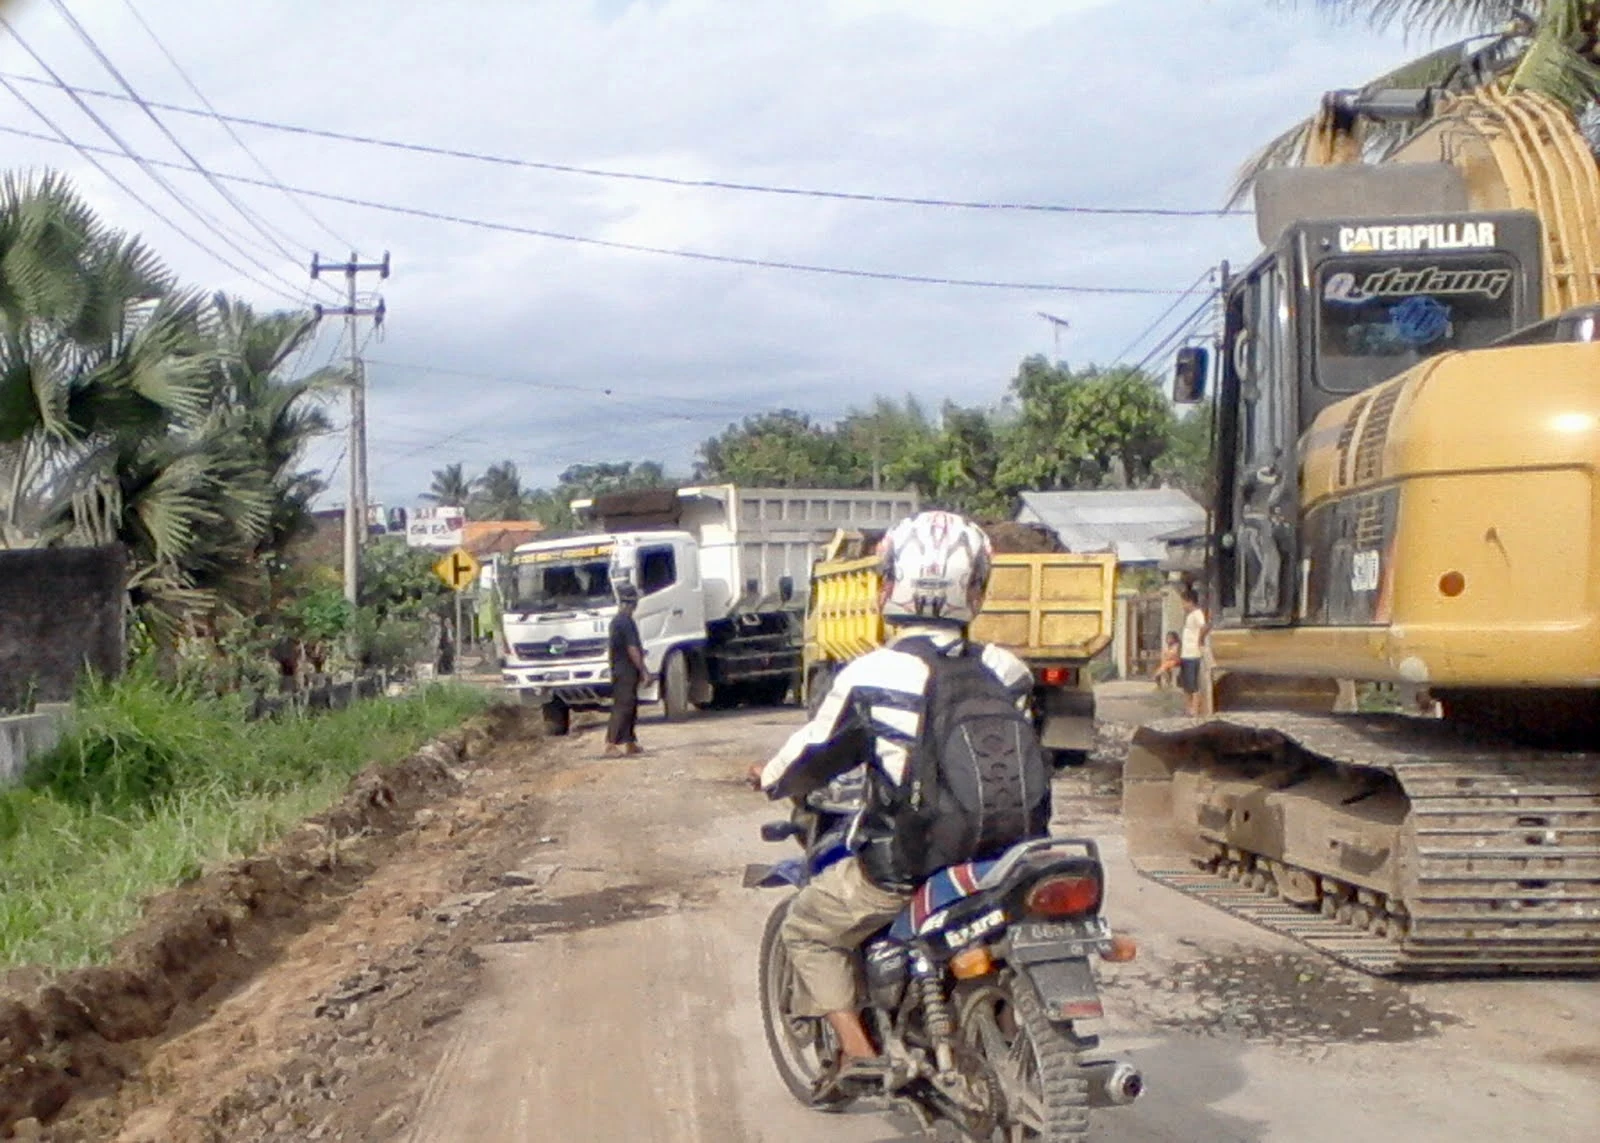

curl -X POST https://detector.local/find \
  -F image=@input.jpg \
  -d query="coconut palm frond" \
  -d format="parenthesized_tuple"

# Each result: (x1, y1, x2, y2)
(1227, 116, 1319, 208)
(1302, 1, 1529, 38)
(1510, 24, 1600, 110)
(1228, 31, 1524, 206)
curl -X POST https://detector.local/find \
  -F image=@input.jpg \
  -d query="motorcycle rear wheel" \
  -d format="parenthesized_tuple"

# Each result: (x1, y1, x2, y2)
(758, 898, 853, 1109)
(959, 973, 1090, 1142)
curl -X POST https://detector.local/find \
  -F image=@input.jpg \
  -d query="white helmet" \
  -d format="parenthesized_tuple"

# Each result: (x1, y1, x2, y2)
(877, 510, 992, 625)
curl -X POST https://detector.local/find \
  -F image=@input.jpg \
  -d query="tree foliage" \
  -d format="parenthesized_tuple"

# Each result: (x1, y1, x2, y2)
(0, 173, 337, 644)
(688, 357, 1193, 519)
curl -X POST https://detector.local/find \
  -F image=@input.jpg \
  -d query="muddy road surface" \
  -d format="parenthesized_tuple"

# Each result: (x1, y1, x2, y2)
(53, 692, 1599, 1142)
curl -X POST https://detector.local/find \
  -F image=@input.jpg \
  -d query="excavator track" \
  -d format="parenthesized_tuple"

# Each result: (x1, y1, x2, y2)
(1124, 713, 1600, 976)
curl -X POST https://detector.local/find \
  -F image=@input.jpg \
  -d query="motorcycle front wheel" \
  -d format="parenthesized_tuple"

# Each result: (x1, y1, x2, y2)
(758, 898, 852, 1109)
(959, 972, 1090, 1142)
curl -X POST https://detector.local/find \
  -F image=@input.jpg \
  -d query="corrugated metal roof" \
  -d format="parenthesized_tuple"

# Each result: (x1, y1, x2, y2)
(1016, 489, 1205, 563)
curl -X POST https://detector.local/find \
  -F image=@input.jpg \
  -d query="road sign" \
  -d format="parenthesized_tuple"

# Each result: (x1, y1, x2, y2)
(433, 547, 480, 592)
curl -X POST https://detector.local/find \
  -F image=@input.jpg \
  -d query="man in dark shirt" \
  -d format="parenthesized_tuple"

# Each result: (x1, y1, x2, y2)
(605, 581, 649, 756)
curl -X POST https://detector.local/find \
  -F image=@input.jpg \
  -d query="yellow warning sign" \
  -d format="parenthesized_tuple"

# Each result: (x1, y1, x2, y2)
(433, 547, 480, 591)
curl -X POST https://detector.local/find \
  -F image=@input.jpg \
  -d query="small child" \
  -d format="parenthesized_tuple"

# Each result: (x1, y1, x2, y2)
(1155, 631, 1181, 689)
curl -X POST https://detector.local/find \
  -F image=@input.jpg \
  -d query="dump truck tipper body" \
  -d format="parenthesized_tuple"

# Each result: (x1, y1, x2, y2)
(500, 485, 918, 734)
(802, 535, 1116, 758)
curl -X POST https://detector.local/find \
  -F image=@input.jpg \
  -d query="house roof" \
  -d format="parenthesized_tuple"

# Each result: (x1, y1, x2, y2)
(463, 520, 544, 556)
(1015, 489, 1205, 563)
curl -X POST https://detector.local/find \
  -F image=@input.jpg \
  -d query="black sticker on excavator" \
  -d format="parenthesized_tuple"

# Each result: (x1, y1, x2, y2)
(1301, 487, 1400, 626)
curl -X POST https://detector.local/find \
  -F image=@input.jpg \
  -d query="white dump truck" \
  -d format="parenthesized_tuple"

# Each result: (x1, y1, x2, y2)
(499, 484, 919, 734)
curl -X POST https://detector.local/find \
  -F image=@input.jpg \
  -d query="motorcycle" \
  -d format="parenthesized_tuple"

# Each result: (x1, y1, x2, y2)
(747, 779, 1143, 1141)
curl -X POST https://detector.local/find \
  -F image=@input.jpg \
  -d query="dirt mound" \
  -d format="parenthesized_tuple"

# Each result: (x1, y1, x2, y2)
(982, 521, 1065, 554)
(0, 703, 536, 1136)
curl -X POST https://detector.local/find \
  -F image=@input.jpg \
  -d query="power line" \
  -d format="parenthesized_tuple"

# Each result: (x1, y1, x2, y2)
(0, 69, 1250, 220)
(1111, 266, 1216, 365)
(0, 122, 1188, 296)
(1132, 289, 1220, 377)
(49, 0, 306, 266)
(0, 17, 311, 302)
(118, 0, 355, 251)
(0, 71, 304, 304)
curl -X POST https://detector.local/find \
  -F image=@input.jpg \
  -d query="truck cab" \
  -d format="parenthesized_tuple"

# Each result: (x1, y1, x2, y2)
(500, 532, 706, 733)
(1202, 208, 1544, 629)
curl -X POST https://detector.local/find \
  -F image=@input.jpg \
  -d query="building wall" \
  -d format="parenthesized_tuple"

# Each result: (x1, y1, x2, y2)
(0, 545, 127, 710)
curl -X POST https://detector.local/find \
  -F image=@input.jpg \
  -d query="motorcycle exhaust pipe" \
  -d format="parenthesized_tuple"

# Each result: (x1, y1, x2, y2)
(1083, 1059, 1143, 1107)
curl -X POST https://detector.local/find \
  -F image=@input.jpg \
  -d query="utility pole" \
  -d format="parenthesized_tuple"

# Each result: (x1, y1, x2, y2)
(311, 252, 390, 606)
(1036, 311, 1070, 365)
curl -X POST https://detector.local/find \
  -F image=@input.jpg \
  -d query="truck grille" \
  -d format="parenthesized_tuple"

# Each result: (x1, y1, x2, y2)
(512, 637, 607, 661)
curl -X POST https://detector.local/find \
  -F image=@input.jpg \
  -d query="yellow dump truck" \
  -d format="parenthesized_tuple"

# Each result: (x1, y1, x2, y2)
(802, 531, 1117, 761)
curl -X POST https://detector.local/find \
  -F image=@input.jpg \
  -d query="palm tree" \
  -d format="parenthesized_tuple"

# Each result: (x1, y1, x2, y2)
(472, 460, 529, 520)
(1232, 2, 1600, 202)
(0, 172, 212, 554)
(422, 462, 473, 507)
(0, 173, 336, 638)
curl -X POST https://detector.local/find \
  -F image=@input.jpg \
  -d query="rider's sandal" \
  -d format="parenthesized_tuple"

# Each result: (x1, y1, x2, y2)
(810, 1055, 888, 1104)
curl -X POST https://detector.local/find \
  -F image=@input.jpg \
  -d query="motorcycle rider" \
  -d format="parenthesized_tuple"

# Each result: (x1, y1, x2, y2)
(747, 511, 1033, 1094)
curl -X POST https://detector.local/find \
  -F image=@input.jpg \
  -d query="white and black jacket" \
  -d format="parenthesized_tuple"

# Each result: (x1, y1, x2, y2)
(760, 627, 1032, 870)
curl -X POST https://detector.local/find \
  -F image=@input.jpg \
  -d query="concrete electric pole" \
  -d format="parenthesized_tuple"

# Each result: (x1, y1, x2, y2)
(311, 252, 390, 606)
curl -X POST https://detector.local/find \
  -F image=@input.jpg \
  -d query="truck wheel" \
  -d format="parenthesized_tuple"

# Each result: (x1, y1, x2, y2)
(541, 699, 571, 737)
(662, 650, 692, 721)
(750, 677, 791, 706)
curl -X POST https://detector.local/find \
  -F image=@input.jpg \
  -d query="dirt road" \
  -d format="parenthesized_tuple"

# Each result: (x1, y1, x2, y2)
(56, 692, 1598, 1142)
(403, 697, 1596, 1143)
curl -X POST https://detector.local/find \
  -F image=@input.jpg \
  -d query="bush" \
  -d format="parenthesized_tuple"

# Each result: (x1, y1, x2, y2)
(0, 675, 488, 966)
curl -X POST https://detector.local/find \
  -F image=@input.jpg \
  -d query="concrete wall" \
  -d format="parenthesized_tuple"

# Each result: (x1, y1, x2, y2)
(0, 545, 127, 712)
(0, 706, 68, 784)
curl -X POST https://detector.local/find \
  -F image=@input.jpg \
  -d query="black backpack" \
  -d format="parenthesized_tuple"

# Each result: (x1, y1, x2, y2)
(861, 637, 1051, 887)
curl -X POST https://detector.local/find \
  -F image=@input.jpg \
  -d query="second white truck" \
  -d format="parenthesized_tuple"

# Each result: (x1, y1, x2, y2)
(499, 484, 918, 734)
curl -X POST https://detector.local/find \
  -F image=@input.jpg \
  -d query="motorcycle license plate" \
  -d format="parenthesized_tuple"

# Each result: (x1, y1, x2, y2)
(1019, 957, 1103, 1022)
(1012, 920, 1092, 948)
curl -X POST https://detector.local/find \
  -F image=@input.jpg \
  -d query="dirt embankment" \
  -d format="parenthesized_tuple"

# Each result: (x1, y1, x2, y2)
(0, 703, 537, 1141)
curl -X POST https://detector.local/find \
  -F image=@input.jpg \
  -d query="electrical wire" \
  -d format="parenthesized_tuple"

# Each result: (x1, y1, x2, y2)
(1132, 289, 1220, 377)
(119, 0, 356, 251)
(50, 0, 308, 266)
(0, 18, 312, 302)
(0, 121, 1188, 296)
(0, 72, 305, 304)
(1110, 266, 1216, 365)
(0, 69, 1250, 220)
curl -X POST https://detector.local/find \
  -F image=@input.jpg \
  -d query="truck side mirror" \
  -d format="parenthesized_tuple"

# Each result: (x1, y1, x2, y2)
(1173, 346, 1209, 404)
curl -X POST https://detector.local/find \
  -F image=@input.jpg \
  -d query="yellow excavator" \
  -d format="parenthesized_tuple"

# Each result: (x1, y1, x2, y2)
(1125, 85, 1600, 974)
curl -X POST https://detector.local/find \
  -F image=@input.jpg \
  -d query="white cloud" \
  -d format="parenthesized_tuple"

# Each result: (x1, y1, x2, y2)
(0, 0, 1430, 508)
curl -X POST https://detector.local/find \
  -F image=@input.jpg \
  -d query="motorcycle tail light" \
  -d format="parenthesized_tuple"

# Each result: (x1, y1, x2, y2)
(1024, 874, 1101, 918)
(949, 946, 994, 980)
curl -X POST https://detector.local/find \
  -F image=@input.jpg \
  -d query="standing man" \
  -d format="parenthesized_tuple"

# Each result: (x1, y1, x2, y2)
(1179, 584, 1210, 716)
(605, 581, 648, 756)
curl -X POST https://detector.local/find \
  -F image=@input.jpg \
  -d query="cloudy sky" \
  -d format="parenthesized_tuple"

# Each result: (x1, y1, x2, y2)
(0, 0, 1436, 508)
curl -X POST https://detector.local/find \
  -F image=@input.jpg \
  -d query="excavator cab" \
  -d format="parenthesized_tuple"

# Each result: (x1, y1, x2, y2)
(1192, 208, 1543, 629)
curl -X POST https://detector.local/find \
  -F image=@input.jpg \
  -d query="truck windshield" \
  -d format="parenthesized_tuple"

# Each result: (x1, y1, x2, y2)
(506, 556, 614, 613)
(1315, 253, 1522, 393)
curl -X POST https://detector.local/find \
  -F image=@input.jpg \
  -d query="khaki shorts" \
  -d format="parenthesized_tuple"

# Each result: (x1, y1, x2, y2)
(778, 857, 910, 1018)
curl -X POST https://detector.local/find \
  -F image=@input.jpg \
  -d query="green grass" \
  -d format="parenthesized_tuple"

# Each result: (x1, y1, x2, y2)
(0, 674, 487, 968)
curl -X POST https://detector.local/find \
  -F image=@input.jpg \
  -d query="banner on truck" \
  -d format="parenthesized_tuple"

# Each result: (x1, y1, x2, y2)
(406, 506, 465, 549)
